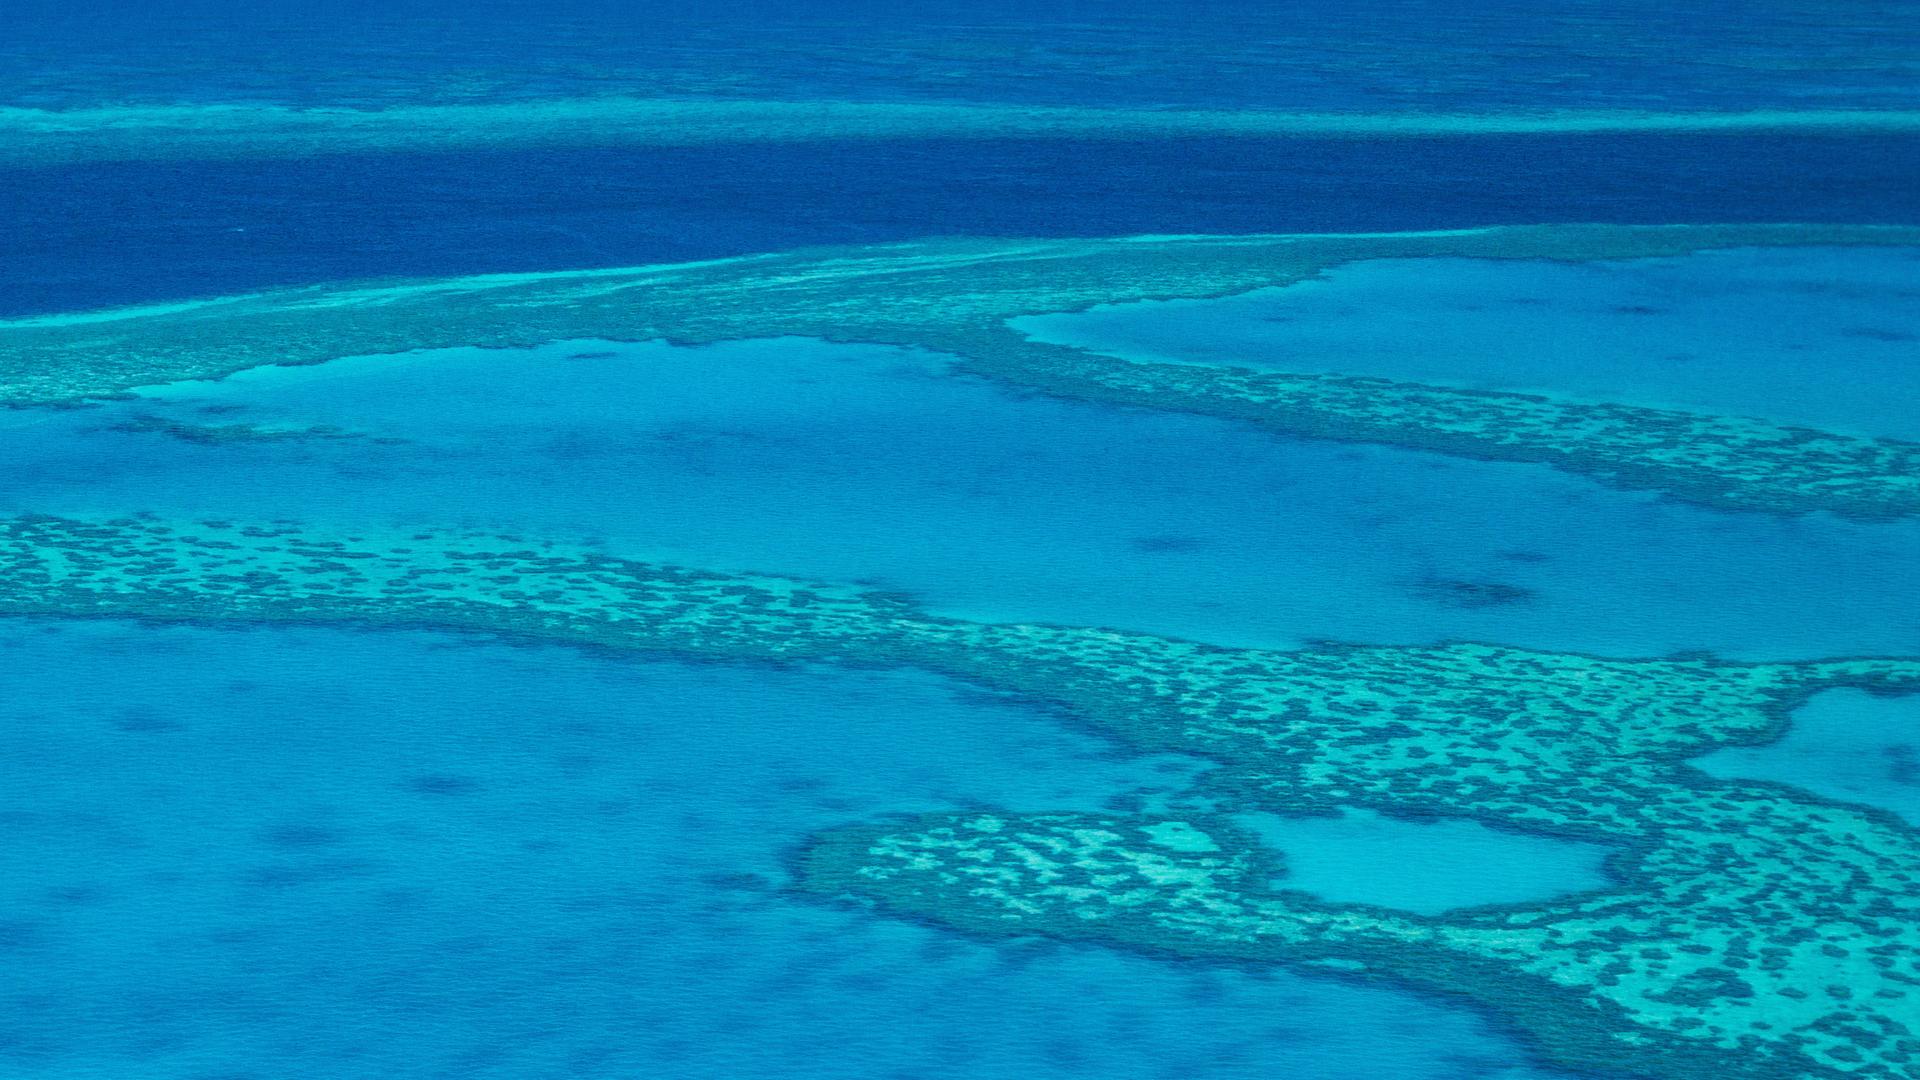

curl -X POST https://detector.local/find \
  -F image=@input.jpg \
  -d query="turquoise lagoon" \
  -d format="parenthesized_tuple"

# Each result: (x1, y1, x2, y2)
(1014, 247, 1920, 439)
(1694, 688, 1920, 827)
(0, 617, 1559, 1080)
(2, 328, 1917, 660)
(1236, 809, 1615, 916)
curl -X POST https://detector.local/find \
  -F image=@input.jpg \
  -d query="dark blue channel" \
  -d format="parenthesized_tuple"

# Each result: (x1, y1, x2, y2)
(5, 131, 1916, 315)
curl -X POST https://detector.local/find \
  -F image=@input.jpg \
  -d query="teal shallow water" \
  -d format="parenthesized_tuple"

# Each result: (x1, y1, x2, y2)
(0, 617, 1560, 1080)
(1, 228, 1916, 1080)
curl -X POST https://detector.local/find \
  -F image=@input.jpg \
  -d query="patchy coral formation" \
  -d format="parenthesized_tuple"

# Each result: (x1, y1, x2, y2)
(3, 511, 1917, 1079)
(99, 413, 375, 445)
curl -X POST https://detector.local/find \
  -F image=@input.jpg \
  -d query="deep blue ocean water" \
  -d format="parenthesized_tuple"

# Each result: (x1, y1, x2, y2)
(7, 0, 1916, 113)
(4, 3, 1919, 1078)
(7, 134, 1920, 317)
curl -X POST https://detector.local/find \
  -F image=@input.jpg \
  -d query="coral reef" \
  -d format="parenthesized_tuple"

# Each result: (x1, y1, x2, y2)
(3, 511, 1917, 1079)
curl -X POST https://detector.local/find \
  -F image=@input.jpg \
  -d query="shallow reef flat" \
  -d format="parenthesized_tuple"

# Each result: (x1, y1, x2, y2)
(5, 99, 1920, 167)
(5, 223, 1920, 521)
(3, 511, 1918, 1079)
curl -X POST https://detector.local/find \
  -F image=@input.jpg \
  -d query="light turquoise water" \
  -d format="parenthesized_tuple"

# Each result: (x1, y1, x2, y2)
(0, 617, 1556, 1080)
(1237, 808, 1614, 915)
(3, 331, 1915, 660)
(1694, 689, 1920, 826)
(1014, 247, 1920, 439)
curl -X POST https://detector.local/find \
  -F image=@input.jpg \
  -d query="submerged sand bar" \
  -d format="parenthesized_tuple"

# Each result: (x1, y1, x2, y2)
(5, 99, 1920, 166)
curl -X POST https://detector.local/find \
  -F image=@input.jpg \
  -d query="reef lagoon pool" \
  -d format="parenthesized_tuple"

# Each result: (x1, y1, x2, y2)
(1693, 688, 1920, 828)
(1237, 808, 1616, 916)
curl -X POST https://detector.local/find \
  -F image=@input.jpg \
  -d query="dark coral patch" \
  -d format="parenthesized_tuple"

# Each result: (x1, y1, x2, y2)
(405, 774, 483, 796)
(1408, 576, 1538, 609)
